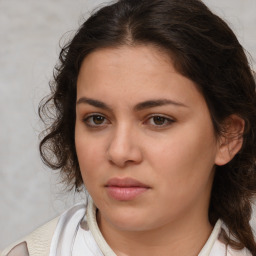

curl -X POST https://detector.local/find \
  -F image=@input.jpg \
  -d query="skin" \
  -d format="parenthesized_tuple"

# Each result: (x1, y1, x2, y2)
(75, 45, 242, 256)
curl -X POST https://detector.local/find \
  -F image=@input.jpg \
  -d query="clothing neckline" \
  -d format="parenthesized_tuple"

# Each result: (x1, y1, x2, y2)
(86, 197, 223, 256)
(87, 197, 116, 256)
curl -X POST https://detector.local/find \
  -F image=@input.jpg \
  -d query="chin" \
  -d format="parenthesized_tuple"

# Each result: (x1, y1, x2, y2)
(98, 209, 149, 232)
(100, 209, 158, 232)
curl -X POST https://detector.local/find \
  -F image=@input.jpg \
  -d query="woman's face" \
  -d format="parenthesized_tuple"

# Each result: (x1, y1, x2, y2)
(75, 45, 221, 232)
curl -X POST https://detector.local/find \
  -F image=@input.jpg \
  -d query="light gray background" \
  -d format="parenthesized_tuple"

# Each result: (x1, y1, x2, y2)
(0, 0, 256, 250)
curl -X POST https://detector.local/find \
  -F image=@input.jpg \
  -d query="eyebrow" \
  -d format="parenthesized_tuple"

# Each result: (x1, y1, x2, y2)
(134, 99, 188, 111)
(76, 97, 188, 111)
(77, 97, 112, 111)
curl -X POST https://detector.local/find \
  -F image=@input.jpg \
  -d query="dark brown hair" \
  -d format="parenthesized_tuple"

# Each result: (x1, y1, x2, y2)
(39, 0, 256, 253)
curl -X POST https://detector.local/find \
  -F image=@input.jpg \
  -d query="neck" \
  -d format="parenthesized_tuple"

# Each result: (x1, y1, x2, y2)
(97, 210, 213, 256)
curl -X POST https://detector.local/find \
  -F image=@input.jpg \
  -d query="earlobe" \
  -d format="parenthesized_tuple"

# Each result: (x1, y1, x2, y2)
(215, 115, 245, 166)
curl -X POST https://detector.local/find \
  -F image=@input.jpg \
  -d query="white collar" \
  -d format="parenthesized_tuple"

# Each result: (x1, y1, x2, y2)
(86, 197, 117, 256)
(86, 197, 224, 256)
(49, 197, 226, 256)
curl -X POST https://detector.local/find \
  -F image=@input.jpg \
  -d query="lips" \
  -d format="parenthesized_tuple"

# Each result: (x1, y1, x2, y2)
(105, 177, 150, 201)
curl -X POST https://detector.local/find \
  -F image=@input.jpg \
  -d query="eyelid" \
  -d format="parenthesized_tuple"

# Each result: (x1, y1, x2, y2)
(143, 114, 175, 128)
(81, 112, 175, 129)
(82, 113, 110, 128)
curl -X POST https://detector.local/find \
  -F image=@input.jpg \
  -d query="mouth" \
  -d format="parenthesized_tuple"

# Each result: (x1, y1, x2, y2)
(105, 177, 151, 201)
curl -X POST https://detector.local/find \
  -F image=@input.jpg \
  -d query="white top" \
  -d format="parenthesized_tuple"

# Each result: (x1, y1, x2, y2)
(1, 196, 252, 256)
(51, 197, 251, 256)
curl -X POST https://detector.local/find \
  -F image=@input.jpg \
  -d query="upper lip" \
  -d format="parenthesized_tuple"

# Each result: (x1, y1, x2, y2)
(106, 177, 150, 188)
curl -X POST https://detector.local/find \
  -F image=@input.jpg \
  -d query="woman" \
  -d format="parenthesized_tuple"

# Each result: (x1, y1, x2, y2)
(2, 0, 256, 255)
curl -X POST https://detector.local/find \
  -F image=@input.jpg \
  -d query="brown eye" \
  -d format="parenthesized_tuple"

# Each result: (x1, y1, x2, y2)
(145, 115, 174, 128)
(83, 114, 108, 127)
(93, 115, 105, 125)
(153, 116, 166, 125)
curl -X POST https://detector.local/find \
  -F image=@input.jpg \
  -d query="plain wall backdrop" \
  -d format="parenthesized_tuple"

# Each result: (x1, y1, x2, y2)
(0, 0, 256, 250)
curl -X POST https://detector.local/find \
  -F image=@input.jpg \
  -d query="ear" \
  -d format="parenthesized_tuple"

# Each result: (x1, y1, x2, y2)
(215, 115, 245, 166)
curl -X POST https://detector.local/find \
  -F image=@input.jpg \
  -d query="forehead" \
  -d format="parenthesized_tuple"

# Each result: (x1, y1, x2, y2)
(79, 44, 173, 75)
(76, 45, 204, 109)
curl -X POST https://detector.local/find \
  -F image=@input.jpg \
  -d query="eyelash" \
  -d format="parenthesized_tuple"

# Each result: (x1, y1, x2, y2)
(82, 114, 175, 129)
(144, 115, 175, 128)
(83, 114, 109, 128)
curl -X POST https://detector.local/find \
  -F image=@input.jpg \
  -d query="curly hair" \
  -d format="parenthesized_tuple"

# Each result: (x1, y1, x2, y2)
(39, 0, 256, 253)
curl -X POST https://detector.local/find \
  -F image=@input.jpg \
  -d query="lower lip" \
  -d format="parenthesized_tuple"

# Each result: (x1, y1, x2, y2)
(106, 186, 149, 201)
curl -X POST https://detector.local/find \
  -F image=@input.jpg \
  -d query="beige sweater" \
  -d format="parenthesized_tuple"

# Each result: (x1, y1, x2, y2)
(1, 217, 59, 256)
(1, 201, 252, 256)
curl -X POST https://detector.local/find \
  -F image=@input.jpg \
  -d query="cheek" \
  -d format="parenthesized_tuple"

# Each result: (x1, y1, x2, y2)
(75, 127, 97, 174)
(148, 124, 217, 191)
(149, 138, 216, 217)
(76, 142, 99, 190)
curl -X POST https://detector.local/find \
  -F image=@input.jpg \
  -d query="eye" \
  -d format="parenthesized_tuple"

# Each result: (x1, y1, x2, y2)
(145, 115, 174, 127)
(83, 114, 109, 127)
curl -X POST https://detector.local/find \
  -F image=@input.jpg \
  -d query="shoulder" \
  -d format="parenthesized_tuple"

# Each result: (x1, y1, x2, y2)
(227, 247, 252, 256)
(206, 220, 253, 256)
(1, 202, 88, 256)
(213, 222, 253, 256)
(210, 240, 252, 256)
(1, 217, 59, 256)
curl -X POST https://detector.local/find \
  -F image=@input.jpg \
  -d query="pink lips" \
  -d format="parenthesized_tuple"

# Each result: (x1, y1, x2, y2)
(105, 177, 150, 201)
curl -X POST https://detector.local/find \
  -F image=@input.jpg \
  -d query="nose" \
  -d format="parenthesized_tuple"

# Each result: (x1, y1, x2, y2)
(107, 124, 143, 168)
